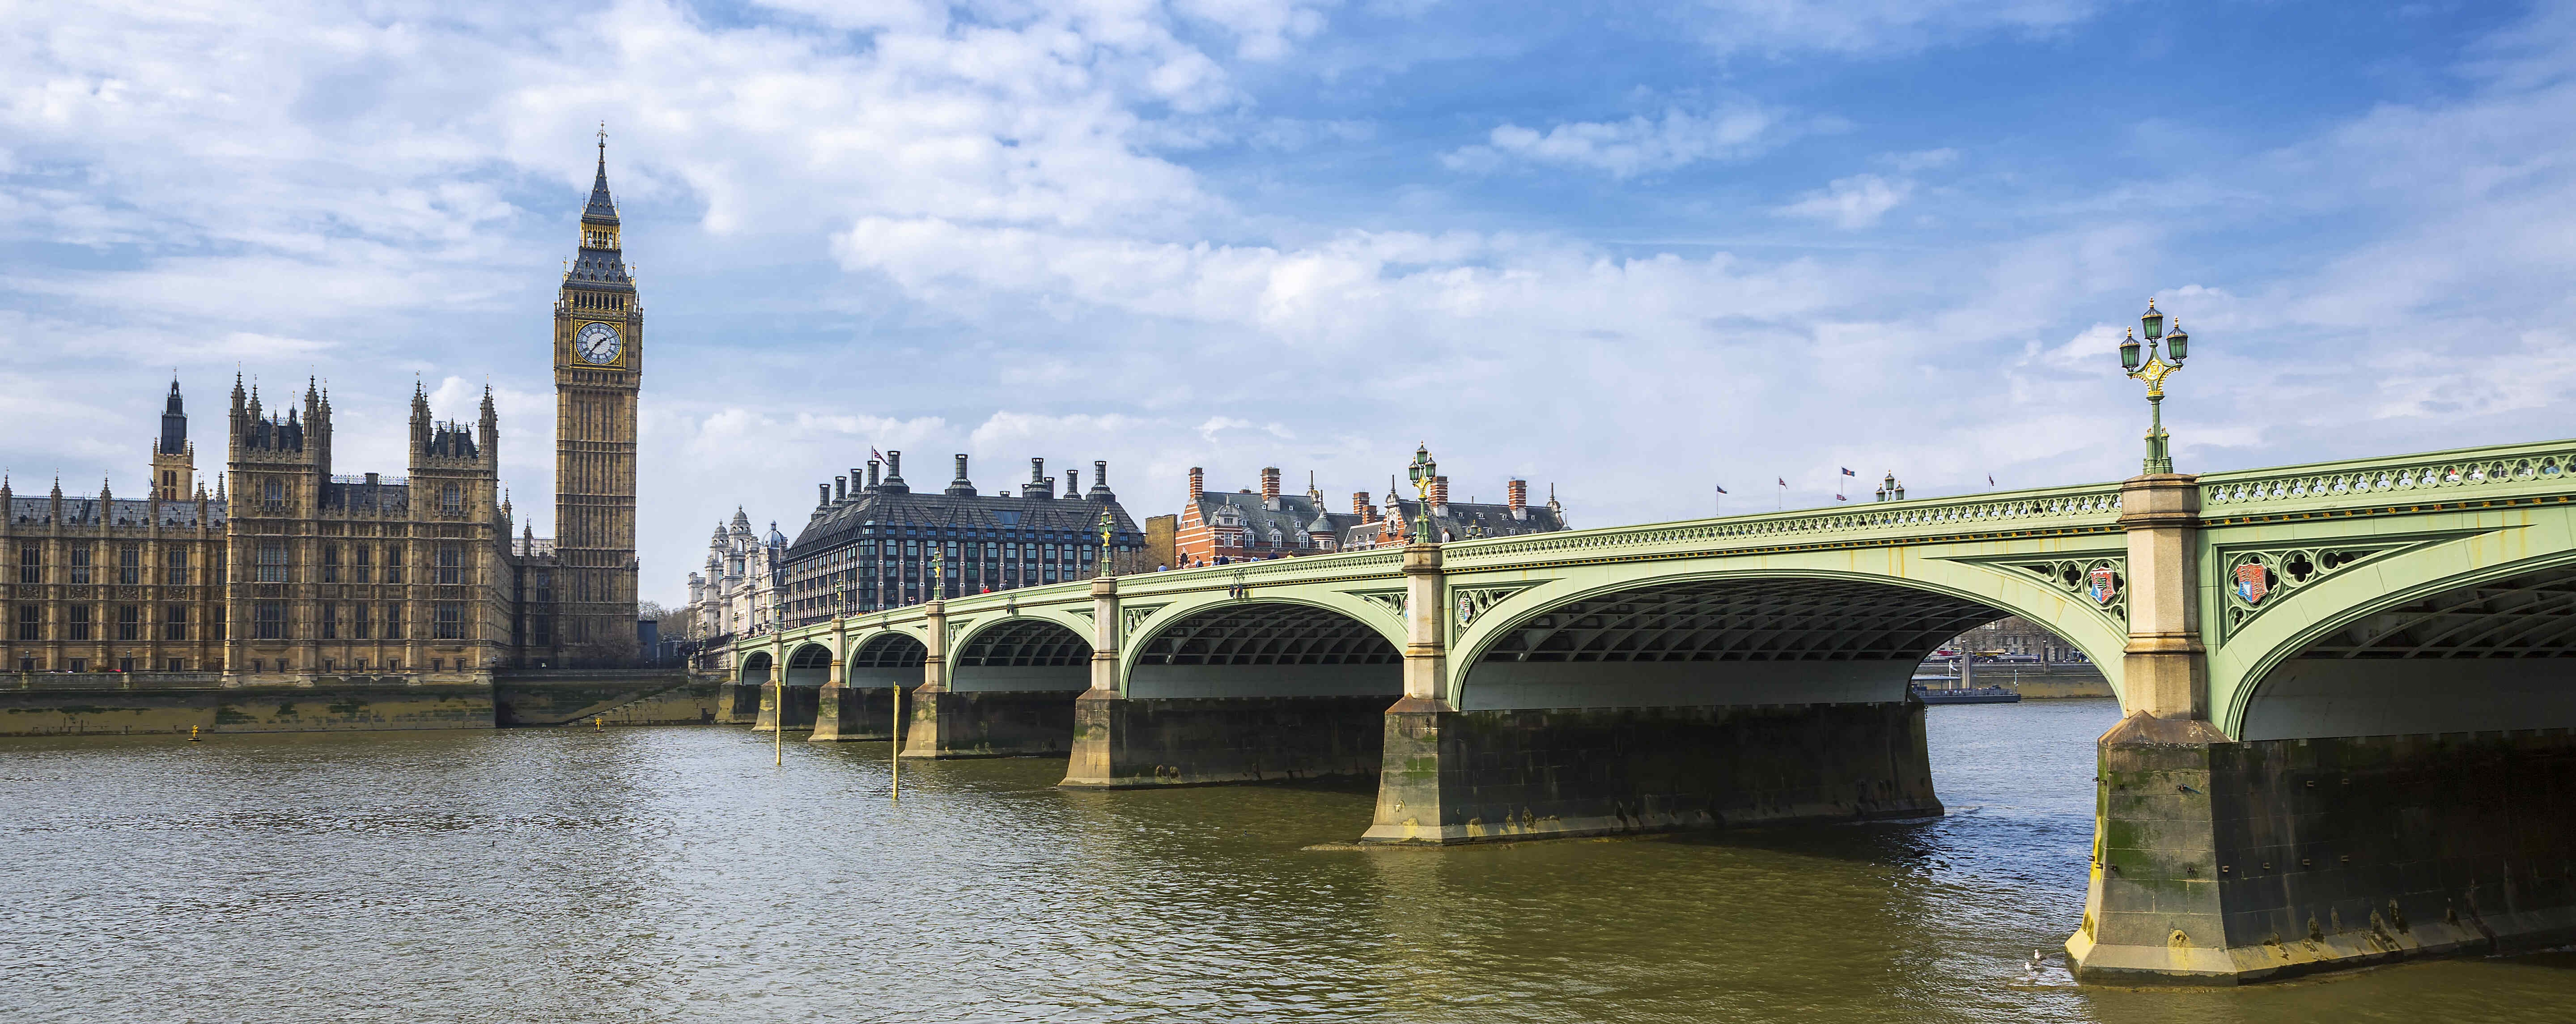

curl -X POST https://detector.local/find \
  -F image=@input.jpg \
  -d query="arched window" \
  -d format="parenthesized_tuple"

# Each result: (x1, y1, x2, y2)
(441, 484, 462, 513)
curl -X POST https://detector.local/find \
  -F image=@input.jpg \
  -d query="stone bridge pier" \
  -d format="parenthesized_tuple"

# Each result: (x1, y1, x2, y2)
(1358, 545, 1967, 844)
(900, 601, 1089, 758)
(2067, 472, 2576, 984)
(1061, 578, 1398, 788)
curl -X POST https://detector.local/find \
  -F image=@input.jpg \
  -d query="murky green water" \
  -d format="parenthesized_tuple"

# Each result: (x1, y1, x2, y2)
(2, 698, 2568, 1022)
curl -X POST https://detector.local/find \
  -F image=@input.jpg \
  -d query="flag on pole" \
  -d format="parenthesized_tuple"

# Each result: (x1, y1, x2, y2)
(1715, 485, 1728, 494)
(1988, 474, 1996, 487)
(872, 447, 885, 462)
(1841, 467, 1856, 476)
(1777, 477, 1787, 487)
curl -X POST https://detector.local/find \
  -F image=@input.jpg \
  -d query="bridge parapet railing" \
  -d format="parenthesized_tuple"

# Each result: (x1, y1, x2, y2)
(2199, 438, 2576, 515)
(1443, 483, 2129, 569)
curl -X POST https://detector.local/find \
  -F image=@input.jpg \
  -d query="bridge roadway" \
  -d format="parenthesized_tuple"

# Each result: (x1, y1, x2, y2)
(732, 439, 2576, 985)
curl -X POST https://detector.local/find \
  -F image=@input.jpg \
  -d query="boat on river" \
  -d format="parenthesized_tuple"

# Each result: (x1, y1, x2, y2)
(1910, 682, 2023, 705)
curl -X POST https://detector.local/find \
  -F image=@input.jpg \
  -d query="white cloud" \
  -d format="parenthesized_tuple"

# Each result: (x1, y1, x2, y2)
(1685, 0, 2109, 58)
(8, 0, 2576, 610)
(1444, 106, 1783, 178)
(1776, 173, 1913, 228)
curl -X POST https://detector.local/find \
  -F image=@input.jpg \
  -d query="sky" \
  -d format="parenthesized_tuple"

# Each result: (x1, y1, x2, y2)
(5, 0, 2574, 606)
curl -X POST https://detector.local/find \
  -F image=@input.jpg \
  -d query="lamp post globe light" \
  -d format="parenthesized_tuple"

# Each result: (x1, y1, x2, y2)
(1406, 443, 1439, 545)
(2118, 298, 2194, 475)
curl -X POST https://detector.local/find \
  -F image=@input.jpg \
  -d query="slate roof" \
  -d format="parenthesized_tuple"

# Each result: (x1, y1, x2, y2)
(582, 148, 620, 224)
(1193, 492, 1361, 545)
(785, 489, 1143, 564)
(320, 480, 409, 514)
(1340, 498, 1564, 546)
(8, 496, 225, 529)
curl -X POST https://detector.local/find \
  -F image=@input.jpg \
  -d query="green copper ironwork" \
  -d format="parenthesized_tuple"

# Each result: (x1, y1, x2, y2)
(1097, 506, 1116, 578)
(1406, 443, 1439, 544)
(2119, 298, 2193, 475)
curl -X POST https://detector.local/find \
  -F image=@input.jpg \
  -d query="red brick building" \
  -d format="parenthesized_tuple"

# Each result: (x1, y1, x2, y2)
(1173, 465, 1567, 568)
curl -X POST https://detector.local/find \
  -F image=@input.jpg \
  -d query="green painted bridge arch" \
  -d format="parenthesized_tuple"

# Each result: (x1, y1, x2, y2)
(732, 435, 2576, 985)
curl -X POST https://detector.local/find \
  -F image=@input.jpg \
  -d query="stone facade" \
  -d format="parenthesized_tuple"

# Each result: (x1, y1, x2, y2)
(3, 140, 647, 681)
(547, 136, 644, 664)
(682, 509, 787, 675)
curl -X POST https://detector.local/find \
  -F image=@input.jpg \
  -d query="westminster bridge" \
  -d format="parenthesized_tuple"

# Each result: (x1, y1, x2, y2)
(730, 439, 2576, 986)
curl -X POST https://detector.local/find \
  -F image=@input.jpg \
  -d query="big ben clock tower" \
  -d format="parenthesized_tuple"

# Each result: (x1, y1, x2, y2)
(552, 129, 641, 663)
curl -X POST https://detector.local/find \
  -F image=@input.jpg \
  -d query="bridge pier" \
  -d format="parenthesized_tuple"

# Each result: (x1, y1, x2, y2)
(1065, 693, 1389, 786)
(900, 599, 1082, 758)
(2071, 712, 2576, 983)
(811, 682, 900, 741)
(750, 685, 817, 732)
(1356, 544, 1947, 842)
(2068, 473, 2576, 982)
(717, 683, 763, 724)
(1362, 699, 1940, 842)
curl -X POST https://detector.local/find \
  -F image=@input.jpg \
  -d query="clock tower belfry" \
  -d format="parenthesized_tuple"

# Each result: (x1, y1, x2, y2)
(551, 129, 642, 663)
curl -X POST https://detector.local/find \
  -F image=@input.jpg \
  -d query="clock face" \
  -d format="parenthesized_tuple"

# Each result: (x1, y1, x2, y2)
(575, 322, 623, 365)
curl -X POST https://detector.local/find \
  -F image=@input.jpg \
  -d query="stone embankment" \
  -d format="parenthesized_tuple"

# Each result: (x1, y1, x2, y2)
(0, 670, 722, 735)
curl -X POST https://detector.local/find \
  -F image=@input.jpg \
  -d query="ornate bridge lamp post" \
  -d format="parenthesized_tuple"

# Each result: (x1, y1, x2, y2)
(2118, 298, 2194, 474)
(1096, 507, 1117, 578)
(1406, 444, 1439, 545)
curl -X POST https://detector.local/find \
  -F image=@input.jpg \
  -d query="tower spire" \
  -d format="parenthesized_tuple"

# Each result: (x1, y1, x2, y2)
(583, 123, 620, 227)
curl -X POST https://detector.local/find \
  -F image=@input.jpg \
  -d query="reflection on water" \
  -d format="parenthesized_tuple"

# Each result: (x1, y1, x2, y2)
(2, 699, 2568, 1022)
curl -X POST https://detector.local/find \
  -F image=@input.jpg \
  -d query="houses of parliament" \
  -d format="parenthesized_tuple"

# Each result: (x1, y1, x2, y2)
(1, 141, 644, 680)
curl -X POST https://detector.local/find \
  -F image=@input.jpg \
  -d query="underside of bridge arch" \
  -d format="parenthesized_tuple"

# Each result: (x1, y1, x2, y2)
(1462, 578, 2011, 710)
(906, 620, 1087, 759)
(2073, 564, 2576, 983)
(1367, 577, 2056, 846)
(1129, 602, 1401, 697)
(1065, 602, 1401, 789)
(809, 633, 929, 744)
(2244, 562, 2576, 740)
(753, 644, 833, 733)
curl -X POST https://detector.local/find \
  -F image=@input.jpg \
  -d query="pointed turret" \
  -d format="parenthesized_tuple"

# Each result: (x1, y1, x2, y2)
(584, 127, 620, 227)
(160, 377, 187, 455)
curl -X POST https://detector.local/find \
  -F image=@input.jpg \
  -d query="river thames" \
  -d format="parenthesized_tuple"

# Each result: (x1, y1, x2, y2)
(2, 698, 2567, 1022)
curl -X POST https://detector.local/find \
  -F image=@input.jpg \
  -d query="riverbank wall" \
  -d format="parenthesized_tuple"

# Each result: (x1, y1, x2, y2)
(0, 670, 722, 736)
(1919, 663, 2113, 699)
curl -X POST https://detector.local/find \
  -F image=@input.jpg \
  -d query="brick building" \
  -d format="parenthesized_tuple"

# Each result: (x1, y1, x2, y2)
(1174, 464, 1568, 567)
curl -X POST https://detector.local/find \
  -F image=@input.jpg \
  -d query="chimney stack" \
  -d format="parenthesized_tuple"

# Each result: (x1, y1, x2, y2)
(1429, 475, 1449, 510)
(866, 459, 881, 492)
(817, 483, 831, 506)
(1507, 478, 1527, 518)
(1261, 467, 1281, 506)
(1026, 458, 1051, 499)
(1188, 467, 1205, 501)
(882, 450, 908, 492)
(1062, 470, 1078, 499)
(1089, 460, 1112, 499)
(946, 454, 975, 496)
